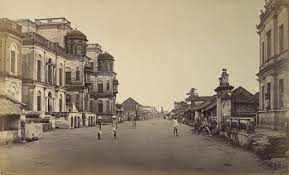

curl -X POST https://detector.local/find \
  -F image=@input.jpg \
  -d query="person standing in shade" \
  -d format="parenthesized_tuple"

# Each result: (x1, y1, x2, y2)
(112, 116, 118, 139)
(20, 119, 26, 143)
(97, 117, 102, 140)
(173, 117, 179, 136)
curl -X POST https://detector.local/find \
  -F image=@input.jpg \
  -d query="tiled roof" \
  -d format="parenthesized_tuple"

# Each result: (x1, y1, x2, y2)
(0, 91, 25, 117)
(189, 95, 216, 111)
(0, 98, 22, 116)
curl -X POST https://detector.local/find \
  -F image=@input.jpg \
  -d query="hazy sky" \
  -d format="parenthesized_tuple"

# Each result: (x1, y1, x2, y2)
(0, 0, 264, 110)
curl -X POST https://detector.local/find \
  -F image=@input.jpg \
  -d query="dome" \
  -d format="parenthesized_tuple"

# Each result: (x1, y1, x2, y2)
(98, 52, 114, 60)
(65, 29, 87, 40)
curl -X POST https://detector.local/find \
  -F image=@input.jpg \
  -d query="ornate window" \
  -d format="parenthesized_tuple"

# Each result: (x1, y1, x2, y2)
(98, 100, 103, 113)
(37, 58, 42, 81)
(47, 59, 53, 83)
(76, 67, 80, 81)
(266, 30, 272, 60)
(47, 92, 53, 112)
(59, 94, 63, 112)
(279, 79, 284, 109)
(98, 81, 103, 93)
(106, 80, 110, 91)
(37, 91, 41, 111)
(59, 63, 63, 86)
(106, 100, 110, 113)
(65, 67, 72, 84)
(10, 44, 17, 74)
(279, 25, 284, 53)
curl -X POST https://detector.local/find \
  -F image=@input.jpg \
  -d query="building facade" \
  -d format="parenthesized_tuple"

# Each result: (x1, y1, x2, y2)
(0, 18, 23, 102)
(257, 0, 289, 130)
(0, 17, 119, 127)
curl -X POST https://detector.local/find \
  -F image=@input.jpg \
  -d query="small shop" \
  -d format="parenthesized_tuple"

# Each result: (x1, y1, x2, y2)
(0, 93, 26, 144)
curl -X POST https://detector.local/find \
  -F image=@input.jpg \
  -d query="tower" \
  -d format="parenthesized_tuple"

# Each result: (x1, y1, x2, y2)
(96, 52, 119, 122)
(215, 69, 234, 127)
(64, 29, 89, 112)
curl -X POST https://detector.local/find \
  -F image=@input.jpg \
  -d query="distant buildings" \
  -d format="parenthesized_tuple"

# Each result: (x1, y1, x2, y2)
(257, 0, 289, 130)
(171, 69, 258, 130)
(121, 97, 157, 120)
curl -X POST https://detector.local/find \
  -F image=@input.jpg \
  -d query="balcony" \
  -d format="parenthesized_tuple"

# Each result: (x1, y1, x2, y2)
(85, 79, 93, 86)
(84, 64, 93, 73)
(23, 32, 66, 56)
(90, 91, 114, 98)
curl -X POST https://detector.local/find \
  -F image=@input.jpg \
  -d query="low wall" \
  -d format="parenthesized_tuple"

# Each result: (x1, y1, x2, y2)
(0, 130, 19, 144)
(42, 123, 52, 132)
(25, 123, 44, 140)
(55, 117, 70, 129)
(221, 130, 252, 148)
(257, 110, 288, 130)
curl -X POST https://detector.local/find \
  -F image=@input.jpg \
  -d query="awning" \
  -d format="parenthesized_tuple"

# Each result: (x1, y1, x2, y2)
(0, 98, 22, 116)
(0, 91, 26, 117)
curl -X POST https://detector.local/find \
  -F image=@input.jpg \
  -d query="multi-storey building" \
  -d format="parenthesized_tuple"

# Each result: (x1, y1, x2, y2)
(13, 17, 118, 124)
(94, 52, 119, 122)
(0, 18, 23, 101)
(257, 0, 289, 130)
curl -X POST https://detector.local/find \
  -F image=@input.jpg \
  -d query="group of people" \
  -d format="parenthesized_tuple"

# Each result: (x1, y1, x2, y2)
(97, 116, 118, 140)
(171, 116, 218, 136)
(193, 117, 218, 134)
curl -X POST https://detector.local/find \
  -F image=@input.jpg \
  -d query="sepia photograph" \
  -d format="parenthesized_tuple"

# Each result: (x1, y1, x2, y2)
(0, 0, 289, 174)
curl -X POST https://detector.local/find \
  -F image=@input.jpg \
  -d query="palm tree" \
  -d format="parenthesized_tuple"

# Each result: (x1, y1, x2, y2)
(185, 88, 198, 106)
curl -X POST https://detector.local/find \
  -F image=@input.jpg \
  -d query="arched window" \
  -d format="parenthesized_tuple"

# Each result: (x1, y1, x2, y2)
(90, 100, 94, 112)
(37, 58, 42, 81)
(47, 92, 53, 112)
(47, 59, 52, 83)
(75, 94, 80, 111)
(110, 62, 113, 72)
(73, 44, 78, 54)
(37, 91, 41, 111)
(77, 44, 82, 55)
(65, 67, 72, 84)
(98, 80, 103, 93)
(59, 94, 63, 112)
(106, 100, 110, 113)
(98, 100, 103, 113)
(10, 44, 17, 74)
(59, 63, 63, 86)
(75, 67, 80, 81)
(106, 80, 110, 91)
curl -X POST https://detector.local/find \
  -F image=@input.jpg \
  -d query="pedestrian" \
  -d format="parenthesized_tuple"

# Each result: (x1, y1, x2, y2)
(97, 127, 102, 140)
(173, 117, 179, 136)
(97, 116, 102, 140)
(20, 119, 26, 143)
(112, 116, 118, 139)
(195, 116, 201, 134)
(97, 116, 102, 130)
(132, 115, 137, 129)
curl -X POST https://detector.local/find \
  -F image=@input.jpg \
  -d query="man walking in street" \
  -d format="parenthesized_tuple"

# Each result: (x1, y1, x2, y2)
(112, 116, 118, 139)
(173, 117, 179, 136)
(97, 117, 102, 140)
(132, 115, 137, 129)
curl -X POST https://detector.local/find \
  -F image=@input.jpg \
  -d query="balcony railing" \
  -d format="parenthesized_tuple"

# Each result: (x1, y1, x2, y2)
(23, 32, 66, 56)
(84, 64, 93, 73)
(90, 91, 114, 98)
